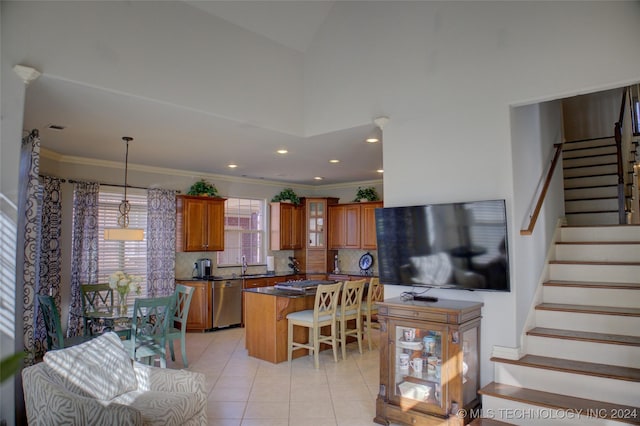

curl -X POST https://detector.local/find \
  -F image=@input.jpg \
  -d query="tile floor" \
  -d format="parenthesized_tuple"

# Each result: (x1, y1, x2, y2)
(165, 326, 381, 426)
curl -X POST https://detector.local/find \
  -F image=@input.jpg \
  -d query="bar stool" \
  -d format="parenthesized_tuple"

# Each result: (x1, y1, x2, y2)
(361, 277, 384, 350)
(287, 281, 342, 369)
(336, 279, 366, 360)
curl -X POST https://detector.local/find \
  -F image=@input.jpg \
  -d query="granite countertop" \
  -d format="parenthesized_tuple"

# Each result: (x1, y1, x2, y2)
(176, 272, 295, 282)
(243, 286, 314, 298)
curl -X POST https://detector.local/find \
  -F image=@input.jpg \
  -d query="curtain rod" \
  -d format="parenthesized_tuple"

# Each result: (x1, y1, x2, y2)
(39, 175, 66, 183)
(67, 178, 181, 193)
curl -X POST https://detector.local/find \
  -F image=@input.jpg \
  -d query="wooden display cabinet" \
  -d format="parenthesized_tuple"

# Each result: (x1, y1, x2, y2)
(270, 202, 304, 250)
(176, 280, 212, 332)
(375, 297, 483, 426)
(176, 195, 226, 252)
(294, 197, 339, 274)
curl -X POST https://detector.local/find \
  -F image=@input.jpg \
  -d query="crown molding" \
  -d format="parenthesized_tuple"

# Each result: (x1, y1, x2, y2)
(39, 148, 382, 191)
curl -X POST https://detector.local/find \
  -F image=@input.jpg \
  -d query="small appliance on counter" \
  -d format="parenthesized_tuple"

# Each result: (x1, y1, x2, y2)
(196, 258, 212, 278)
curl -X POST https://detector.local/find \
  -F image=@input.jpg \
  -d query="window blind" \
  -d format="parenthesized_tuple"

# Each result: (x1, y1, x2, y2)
(217, 198, 265, 266)
(97, 187, 148, 304)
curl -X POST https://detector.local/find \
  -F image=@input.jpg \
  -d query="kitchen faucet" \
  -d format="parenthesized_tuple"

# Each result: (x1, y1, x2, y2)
(241, 255, 248, 275)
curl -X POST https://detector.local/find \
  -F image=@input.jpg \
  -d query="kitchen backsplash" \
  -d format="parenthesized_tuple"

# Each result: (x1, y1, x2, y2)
(175, 249, 378, 278)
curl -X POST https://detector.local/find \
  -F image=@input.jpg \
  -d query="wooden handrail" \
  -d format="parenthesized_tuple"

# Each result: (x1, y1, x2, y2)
(521, 143, 563, 236)
(614, 87, 628, 224)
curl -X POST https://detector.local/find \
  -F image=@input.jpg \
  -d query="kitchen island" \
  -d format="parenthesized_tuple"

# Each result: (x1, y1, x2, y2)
(244, 282, 336, 363)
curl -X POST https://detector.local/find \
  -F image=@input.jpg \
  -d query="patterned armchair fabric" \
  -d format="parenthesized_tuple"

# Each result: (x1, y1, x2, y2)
(22, 332, 207, 426)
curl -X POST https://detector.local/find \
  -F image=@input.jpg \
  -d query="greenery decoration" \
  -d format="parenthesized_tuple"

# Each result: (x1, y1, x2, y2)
(272, 188, 300, 205)
(187, 179, 218, 197)
(354, 186, 380, 202)
(1, 351, 25, 383)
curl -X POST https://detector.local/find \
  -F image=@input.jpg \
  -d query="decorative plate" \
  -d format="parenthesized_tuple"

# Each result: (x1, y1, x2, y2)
(359, 252, 373, 271)
(397, 339, 424, 350)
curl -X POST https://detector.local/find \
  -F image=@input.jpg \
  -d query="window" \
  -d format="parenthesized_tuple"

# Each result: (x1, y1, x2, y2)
(97, 187, 147, 304)
(217, 198, 265, 266)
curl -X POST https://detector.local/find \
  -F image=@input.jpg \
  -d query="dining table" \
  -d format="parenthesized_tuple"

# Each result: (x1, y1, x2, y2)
(73, 307, 133, 340)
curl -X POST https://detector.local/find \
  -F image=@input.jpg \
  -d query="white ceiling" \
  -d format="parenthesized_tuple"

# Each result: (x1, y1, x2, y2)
(22, 1, 384, 186)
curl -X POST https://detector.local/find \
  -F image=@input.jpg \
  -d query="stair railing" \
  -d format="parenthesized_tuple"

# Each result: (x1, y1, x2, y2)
(614, 87, 627, 224)
(520, 143, 563, 235)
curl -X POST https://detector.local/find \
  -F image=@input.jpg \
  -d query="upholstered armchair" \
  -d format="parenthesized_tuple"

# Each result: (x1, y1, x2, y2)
(22, 332, 207, 425)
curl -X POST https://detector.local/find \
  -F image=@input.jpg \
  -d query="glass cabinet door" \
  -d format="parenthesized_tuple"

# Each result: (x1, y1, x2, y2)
(392, 323, 447, 414)
(308, 200, 325, 248)
(461, 327, 479, 406)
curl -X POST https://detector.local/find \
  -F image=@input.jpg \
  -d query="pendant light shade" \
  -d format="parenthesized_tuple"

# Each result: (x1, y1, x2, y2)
(104, 136, 144, 241)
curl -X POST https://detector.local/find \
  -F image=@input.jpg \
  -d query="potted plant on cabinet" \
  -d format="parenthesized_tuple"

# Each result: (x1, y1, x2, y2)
(353, 186, 380, 202)
(187, 179, 218, 197)
(271, 188, 301, 205)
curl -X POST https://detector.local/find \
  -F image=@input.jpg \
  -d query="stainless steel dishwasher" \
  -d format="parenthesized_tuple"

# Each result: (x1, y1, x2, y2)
(212, 279, 243, 328)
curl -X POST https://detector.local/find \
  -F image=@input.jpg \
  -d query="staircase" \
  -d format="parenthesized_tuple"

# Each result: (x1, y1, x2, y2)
(562, 137, 623, 226)
(478, 225, 640, 425)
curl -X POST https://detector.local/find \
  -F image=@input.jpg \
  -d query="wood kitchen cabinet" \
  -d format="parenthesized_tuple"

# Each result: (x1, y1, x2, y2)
(361, 201, 382, 249)
(270, 202, 303, 250)
(176, 280, 212, 332)
(176, 195, 226, 252)
(294, 197, 339, 274)
(328, 204, 360, 249)
(375, 298, 483, 426)
(328, 201, 382, 250)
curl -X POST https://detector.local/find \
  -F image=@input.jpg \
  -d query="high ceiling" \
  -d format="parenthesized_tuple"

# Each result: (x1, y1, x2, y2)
(22, 1, 384, 186)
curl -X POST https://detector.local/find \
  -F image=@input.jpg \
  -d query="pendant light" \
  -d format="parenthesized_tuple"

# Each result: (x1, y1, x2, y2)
(104, 136, 144, 241)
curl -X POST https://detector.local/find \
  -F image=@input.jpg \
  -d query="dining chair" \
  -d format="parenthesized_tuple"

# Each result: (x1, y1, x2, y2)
(336, 279, 366, 360)
(361, 277, 384, 350)
(286, 281, 342, 369)
(80, 283, 114, 336)
(37, 294, 93, 351)
(122, 295, 175, 368)
(163, 284, 194, 367)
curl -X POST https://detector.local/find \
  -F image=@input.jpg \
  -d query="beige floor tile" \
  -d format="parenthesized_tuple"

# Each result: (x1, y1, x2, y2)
(290, 382, 331, 401)
(248, 381, 290, 402)
(243, 401, 290, 419)
(240, 419, 288, 426)
(180, 327, 383, 425)
(287, 418, 338, 426)
(289, 399, 335, 419)
(207, 401, 247, 419)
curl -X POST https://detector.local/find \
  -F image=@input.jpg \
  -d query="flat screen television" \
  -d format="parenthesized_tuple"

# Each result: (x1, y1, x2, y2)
(375, 199, 510, 292)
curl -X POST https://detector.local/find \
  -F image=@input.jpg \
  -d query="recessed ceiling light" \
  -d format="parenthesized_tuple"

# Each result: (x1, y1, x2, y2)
(228, 164, 238, 168)
(377, 169, 384, 173)
(314, 176, 323, 180)
(277, 149, 288, 154)
(329, 159, 340, 163)
(366, 137, 379, 143)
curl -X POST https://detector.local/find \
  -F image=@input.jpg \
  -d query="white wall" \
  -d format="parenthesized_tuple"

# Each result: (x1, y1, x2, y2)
(304, 0, 640, 385)
(2, 1, 304, 136)
(511, 101, 565, 341)
(562, 88, 624, 141)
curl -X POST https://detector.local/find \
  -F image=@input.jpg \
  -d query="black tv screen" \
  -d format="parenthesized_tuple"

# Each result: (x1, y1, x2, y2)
(375, 199, 510, 292)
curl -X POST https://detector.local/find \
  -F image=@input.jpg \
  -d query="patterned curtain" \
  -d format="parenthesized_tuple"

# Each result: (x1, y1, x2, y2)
(32, 176, 64, 359)
(68, 182, 100, 336)
(147, 189, 177, 297)
(19, 130, 41, 367)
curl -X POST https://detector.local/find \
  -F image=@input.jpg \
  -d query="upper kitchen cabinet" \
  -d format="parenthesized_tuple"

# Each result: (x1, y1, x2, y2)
(270, 202, 304, 250)
(328, 204, 361, 249)
(176, 195, 226, 252)
(328, 201, 382, 250)
(361, 201, 382, 249)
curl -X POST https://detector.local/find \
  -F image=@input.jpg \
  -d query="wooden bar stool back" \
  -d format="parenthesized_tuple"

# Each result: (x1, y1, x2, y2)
(361, 277, 384, 350)
(286, 281, 343, 369)
(336, 279, 366, 360)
